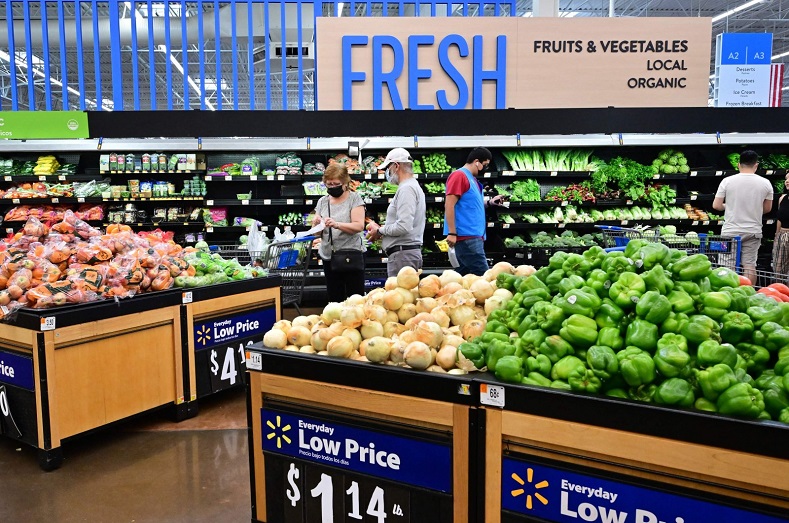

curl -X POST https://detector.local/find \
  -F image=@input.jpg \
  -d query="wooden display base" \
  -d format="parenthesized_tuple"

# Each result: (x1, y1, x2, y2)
(484, 408, 789, 522)
(248, 372, 472, 523)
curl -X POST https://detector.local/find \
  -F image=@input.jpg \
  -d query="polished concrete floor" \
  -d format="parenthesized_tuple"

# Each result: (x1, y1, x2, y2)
(0, 388, 252, 523)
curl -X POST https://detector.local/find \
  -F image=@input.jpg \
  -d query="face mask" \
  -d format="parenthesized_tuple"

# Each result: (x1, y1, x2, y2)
(326, 185, 345, 197)
(477, 162, 487, 175)
(386, 167, 399, 185)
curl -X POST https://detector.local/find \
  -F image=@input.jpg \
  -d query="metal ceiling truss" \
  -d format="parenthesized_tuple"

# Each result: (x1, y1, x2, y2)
(1, 0, 789, 110)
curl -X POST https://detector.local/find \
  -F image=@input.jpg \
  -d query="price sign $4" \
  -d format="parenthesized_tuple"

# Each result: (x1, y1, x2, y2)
(285, 462, 407, 523)
(209, 341, 253, 386)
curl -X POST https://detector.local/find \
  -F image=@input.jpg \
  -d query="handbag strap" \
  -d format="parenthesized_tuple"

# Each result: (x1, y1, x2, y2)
(325, 197, 336, 253)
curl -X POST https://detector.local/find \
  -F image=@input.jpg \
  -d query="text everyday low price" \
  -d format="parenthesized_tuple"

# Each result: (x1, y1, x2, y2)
(212, 318, 260, 339)
(298, 427, 401, 470)
(560, 480, 687, 523)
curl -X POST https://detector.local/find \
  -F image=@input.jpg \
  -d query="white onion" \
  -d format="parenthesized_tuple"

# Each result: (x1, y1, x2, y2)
(415, 297, 438, 314)
(321, 302, 344, 324)
(489, 261, 514, 280)
(345, 294, 365, 307)
(287, 326, 312, 347)
(363, 304, 388, 323)
(390, 340, 407, 364)
(365, 337, 392, 363)
(386, 310, 399, 323)
(444, 334, 465, 348)
(413, 321, 443, 349)
(384, 277, 399, 290)
(431, 307, 451, 328)
(484, 296, 507, 316)
(439, 269, 463, 287)
(299, 346, 315, 354)
(436, 346, 457, 370)
(326, 321, 345, 337)
(418, 275, 441, 297)
(285, 345, 300, 352)
(449, 305, 476, 326)
(396, 266, 420, 290)
(327, 336, 355, 358)
(383, 321, 407, 338)
(397, 303, 417, 323)
(317, 351, 329, 356)
(427, 365, 447, 373)
(462, 273, 481, 289)
(291, 316, 314, 330)
(360, 320, 384, 339)
(399, 330, 417, 345)
(311, 329, 331, 352)
(461, 319, 487, 341)
(404, 341, 434, 370)
(263, 329, 288, 349)
(411, 289, 420, 303)
(272, 320, 291, 333)
(395, 287, 415, 305)
(493, 288, 514, 301)
(405, 312, 437, 329)
(514, 264, 536, 277)
(383, 290, 404, 311)
(437, 281, 463, 297)
(342, 328, 362, 350)
(470, 279, 495, 304)
(474, 306, 486, 319)
(341, 305, 365, 329)
(366, 288, 386, 307)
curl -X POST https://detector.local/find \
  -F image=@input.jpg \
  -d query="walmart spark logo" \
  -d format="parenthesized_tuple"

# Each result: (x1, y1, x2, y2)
(196, 325, 211, 346)
(511, 467, 549, 510)
(266, 415, 292, 449)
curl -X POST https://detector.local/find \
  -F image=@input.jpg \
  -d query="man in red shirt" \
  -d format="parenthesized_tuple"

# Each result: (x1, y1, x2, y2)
(444, 147, 504, 275)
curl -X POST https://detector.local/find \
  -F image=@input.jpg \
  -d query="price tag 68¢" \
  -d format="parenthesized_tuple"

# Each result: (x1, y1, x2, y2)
(480, 383, 505, 407)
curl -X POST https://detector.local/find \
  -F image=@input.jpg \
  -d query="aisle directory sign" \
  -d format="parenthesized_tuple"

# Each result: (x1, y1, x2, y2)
(714, 33, 778, 107)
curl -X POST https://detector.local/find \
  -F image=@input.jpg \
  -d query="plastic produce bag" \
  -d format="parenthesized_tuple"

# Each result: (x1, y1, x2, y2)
(247, 221, 269, 261)
(448, 247, 460, 268)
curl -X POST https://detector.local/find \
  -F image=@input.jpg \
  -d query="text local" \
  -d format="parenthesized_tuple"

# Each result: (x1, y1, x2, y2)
(342, 34, 507, 110)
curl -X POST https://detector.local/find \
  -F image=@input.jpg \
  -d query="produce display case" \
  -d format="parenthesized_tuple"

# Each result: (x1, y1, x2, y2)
(245, 347, 479, 523)
(477, 379, 789, 523)
(0, 289, 184, 470)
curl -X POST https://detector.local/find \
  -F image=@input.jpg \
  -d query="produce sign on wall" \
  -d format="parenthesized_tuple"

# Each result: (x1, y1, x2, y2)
(316, 17, 711, 110)
(502, 456, 787, 522)
(0, 111, 89, 139)
(261, 407, 452, 492)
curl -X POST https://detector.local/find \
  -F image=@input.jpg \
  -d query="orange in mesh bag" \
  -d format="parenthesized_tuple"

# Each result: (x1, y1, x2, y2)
(26, 281, 74, 306)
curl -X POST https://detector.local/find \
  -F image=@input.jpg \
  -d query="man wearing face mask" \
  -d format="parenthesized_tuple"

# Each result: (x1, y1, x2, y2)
(444, 147, 504, 276)
(366, 148, 426, 277)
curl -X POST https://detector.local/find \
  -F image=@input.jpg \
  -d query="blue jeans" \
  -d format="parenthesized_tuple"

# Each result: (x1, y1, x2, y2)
(454, 237, 488, 276)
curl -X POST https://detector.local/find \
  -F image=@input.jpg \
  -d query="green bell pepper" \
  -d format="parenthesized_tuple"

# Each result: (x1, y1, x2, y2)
(545, 269, 566, 294)
(494, 355, 524, 384)
(696, 340, 738, 369)
(628, 384, 658, 402)
(674, 280, 702, 297)
(664, 248, 687, 267)
(624, 238, 651, 259)
(586, 269, 611, 298)
(550, 355, 586, 381)
(754, 370, 783, 391)
(486, 320, 511, 336)
(780, 407, 789, 424)
(695, 397, 718, 412)
(635, 291, 672, 324)
(595, 298, 626, 329)
(654, 334, 691, 378)
(659, 312, 690, 336)
(486, 340, 517, 372)
(586, 345, 619, 380)
(478, 332, 511, 345)
(602, 251, 635, 281)
(538, 335, 575, 363)
(666, 289, 695, 315)
(617, 347, 657, 386)
(696, 363, 738, 402)
(719, 286, 750, 313)
(568, 367, 603, 393)
(735, 343, 770, 375)
(755, 374, 789, 418)
(681, 315, 721, 345)
(487, 309, 510, 324)
(551, 380, 573, 391)
(716, 382, 765, 418)
(533, 267, 551, 284)
(531, 301, 566, 335)
(625, 318, 659, 353)
(671, 253, 712, 281)
(518, 288, 552, 309)
(606, 388, 629, 399)
(562, 254, 593, 277)
(496, 272, 520, 291)
(634, 242, 670, 270)
(516, 275, 549, 294)
(597, 326, 624, 351)
(458, 342, 485, 370)
(698, 292, 732, 321)
(523, 372, 552, 387)
(554, 288, 599, 318)
(775, 357, 789, 377)
(609, 272, 646, 309)
(559, 314, 599, 349)
(642, 264, 675, 295)
(709, 267, 740, 290)
(654, 378, 695, 407)
(548, 251, 570, 271)
(747, 302, 783, 329)
(765, 324, 789, 353)
(583, 246, 606, 269)
(518, 328, 547, 357)
(558, 274, 586, 295)
(506, 309, 530, 333)
(516, 315, 538, 338)
(720, 312, 754, 345)
(525, 353, 552, 377)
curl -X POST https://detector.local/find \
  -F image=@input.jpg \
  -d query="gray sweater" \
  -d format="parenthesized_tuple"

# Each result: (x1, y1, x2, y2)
(315, 192, 366, 260)
(380, 177, 426, 251)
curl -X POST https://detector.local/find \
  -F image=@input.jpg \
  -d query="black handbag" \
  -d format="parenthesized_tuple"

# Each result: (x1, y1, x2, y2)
(326, 197, 365, 273)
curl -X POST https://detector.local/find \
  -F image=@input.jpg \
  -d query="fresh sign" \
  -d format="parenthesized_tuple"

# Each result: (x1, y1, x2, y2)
(502, 457, 787, 522)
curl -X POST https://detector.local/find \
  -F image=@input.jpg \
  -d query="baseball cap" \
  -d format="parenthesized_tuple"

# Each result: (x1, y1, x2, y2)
(378, 148, 413, 170)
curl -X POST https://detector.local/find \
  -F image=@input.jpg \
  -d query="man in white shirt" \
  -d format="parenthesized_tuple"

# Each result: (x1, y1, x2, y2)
(713, 150, 773, 284)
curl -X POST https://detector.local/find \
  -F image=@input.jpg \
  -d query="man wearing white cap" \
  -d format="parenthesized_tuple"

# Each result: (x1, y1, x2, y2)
(366, 148, 426, 277)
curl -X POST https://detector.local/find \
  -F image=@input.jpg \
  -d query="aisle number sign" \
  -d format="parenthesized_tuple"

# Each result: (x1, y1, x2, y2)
(501, 457, 788, 522)
(317, 17, 712, 109)
(261, 408, 452, 493)
(714, 33, 779, 107)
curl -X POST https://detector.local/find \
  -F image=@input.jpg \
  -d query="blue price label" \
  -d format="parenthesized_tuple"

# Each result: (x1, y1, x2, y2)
(719, 33, 773, 65)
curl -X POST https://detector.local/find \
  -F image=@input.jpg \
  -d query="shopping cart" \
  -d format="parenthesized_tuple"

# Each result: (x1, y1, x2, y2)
(257, 237, 315, 315)
(752, 237, 789, 287)
(596, 225, 658, 249)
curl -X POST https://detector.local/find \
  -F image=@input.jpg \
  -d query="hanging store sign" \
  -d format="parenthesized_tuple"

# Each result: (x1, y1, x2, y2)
(0, 111, 89, 139)
(316, 17, 712, 110)
(501, 456, 788, 522)
(713, 33, 781, 107)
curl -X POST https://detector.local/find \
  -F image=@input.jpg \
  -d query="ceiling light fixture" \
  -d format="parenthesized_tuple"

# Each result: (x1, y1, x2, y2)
(711, 0, 766, 23)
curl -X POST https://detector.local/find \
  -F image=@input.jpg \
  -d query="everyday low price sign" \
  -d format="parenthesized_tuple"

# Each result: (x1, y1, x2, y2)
(0, 349, 34, 391)
(261, 408, 452, 493)
(0, 111, 89, 139)
(502, 457, 787, 522)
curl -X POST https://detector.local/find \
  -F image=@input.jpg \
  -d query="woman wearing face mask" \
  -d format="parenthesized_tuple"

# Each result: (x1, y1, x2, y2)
(773, 172, 789, 279)
(312, 163, 366, 302)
